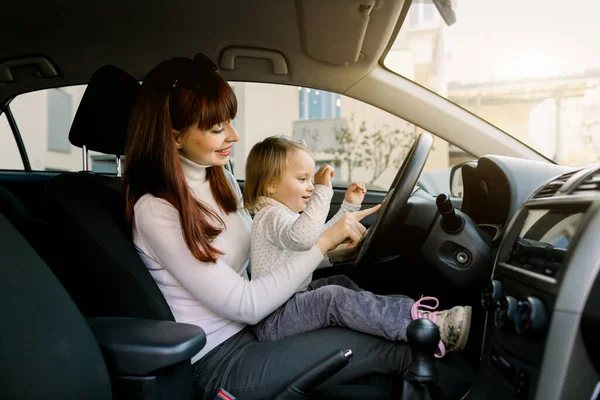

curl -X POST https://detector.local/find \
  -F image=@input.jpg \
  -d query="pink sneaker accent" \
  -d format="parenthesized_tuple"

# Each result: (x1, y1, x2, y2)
(410, 296, 446, 358)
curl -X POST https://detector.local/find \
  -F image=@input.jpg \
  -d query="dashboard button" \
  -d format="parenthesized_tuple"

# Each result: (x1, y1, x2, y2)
(481, 280, 502, 311)
(514, 297, 548, 337)
(490, 348, 516, 383)
(494, 295, 517, 331)
(514, 369, 530, 399)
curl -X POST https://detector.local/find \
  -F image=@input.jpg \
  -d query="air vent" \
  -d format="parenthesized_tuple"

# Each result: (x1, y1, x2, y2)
(533, 170, 577, 199)
(572, 169, 600, 195)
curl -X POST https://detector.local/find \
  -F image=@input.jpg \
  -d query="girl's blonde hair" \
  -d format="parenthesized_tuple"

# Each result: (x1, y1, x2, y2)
(243, 136, 309, 212)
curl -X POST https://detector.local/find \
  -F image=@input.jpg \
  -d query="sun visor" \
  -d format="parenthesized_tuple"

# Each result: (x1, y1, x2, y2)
(299, 0, 378, 66)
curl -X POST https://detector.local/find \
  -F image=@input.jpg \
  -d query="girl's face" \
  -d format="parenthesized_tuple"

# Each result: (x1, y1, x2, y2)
(177, 121, 239, 166)
(270, 149, 315, 212)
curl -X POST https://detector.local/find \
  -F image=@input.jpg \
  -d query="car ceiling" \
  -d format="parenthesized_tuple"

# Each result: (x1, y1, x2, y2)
(0, 0, 409, 100)
(1, 0, 551, 162)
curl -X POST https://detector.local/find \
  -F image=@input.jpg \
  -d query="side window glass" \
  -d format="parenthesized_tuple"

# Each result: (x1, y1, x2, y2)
(0, 112, 24, 170)
(10, 86, 84, 171)
(230, 82, 472, 196)
(8, 85, 102, 172)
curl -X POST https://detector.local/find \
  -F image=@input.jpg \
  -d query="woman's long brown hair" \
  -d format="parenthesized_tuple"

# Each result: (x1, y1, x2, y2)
(123, 58, 238, 263)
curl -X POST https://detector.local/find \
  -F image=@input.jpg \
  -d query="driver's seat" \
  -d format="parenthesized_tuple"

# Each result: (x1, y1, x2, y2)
(45, 65, 174, 321)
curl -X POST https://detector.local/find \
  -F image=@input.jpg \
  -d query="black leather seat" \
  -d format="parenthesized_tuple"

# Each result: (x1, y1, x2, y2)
(45, 66, 174, 321)
(0, 206, 208, 399)
(0, 184, 56, 260)
(0, 209, 113, 399)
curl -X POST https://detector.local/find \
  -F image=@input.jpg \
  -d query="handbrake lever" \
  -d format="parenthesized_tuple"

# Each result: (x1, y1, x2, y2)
(214, 349, 353, 400)
(273, 349, 353, 399)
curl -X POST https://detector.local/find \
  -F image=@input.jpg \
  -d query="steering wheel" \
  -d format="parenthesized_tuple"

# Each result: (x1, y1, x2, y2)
(354, 132, 433, 268)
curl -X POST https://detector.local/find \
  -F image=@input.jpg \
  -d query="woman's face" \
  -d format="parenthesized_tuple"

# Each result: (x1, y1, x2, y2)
(177, 121, 239, 166)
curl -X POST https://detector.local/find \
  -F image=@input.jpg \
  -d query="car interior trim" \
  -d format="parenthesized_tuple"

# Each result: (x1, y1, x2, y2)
(497, 263, 557, 286)
(219, 47, 289, 75)
(553, 202, 600, 312)
(0, 56, 59, 83)
(535, 310, 598, 399)
(4, 104, 31, 171)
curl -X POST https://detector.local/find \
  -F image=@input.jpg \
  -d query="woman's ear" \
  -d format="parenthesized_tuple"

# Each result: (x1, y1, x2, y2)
(173, 130, 183, 149)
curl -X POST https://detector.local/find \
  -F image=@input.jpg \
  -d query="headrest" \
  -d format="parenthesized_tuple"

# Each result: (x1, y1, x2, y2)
(69, 66, 140, 155)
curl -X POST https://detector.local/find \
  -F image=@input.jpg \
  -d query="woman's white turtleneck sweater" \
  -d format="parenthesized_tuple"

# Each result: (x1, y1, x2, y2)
(132, 157, 324, 362)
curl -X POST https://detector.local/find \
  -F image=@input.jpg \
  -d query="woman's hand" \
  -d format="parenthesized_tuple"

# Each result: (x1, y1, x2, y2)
(326, 239, 363, 263)
(316, 205, 381, 254)
(327, 227, 370, 262)
(314, 164, 335, 188)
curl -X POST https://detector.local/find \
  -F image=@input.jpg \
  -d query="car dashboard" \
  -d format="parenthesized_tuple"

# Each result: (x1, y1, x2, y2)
(468, 163, 600, 400)
(460, 156, 573, 228)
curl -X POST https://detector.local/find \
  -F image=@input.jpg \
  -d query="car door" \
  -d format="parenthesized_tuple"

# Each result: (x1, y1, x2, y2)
(328, 187, 383, 228)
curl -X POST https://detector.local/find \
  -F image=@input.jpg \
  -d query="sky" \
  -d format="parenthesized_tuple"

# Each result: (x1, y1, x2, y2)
(442, 0, 600, 82)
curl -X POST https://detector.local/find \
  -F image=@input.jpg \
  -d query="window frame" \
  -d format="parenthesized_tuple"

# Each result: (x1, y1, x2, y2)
(1, 99, 31, 171)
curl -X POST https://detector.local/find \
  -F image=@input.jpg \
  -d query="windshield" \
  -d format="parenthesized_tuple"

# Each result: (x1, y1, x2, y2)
(385, 0, 600, 167)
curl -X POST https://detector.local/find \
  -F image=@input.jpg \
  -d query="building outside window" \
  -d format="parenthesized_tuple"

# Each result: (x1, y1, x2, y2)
(299, 88, 341, 120)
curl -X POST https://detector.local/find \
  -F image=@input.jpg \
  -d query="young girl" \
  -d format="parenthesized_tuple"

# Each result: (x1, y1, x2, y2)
(244, 136, 472, 357)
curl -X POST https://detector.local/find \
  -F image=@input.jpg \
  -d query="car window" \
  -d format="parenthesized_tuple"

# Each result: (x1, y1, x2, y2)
(0, 112, 24, 170)
(3, 85, 118, 173)
(230, 82, 471, 194)
(8, 86, 86, 172)
(3, 82, 470, 196)
(384, 0, 600, 167)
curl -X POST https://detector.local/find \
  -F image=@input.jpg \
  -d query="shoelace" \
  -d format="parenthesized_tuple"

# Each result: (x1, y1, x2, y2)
(410, 296, 446, 358)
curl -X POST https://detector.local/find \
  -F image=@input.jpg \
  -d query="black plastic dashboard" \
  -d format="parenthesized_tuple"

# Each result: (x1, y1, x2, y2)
(460, 156, 573, 227)
(470, 164, 600, 400)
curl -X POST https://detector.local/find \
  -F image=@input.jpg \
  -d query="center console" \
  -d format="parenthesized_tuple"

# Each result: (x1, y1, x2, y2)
(472, 167, 600, 400)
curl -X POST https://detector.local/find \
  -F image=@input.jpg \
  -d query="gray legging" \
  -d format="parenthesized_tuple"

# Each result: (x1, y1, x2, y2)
(251, 275, 415, 343)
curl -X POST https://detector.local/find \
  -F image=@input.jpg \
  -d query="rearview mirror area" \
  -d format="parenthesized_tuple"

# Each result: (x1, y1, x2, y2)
(432, 0, 457, 26)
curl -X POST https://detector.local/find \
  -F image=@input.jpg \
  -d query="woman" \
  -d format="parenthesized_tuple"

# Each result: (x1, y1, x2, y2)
(122, 55, 453, 399)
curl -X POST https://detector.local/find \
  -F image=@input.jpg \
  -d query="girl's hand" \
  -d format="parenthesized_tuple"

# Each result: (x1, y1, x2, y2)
(316, 205, 381, 254)
(345, 182, 366, 205)
(314, 164, 335, 188)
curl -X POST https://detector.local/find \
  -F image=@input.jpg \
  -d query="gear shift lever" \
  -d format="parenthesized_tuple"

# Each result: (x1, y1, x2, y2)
(406, 318, 440, 379)
(402, 319, 441, 400)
